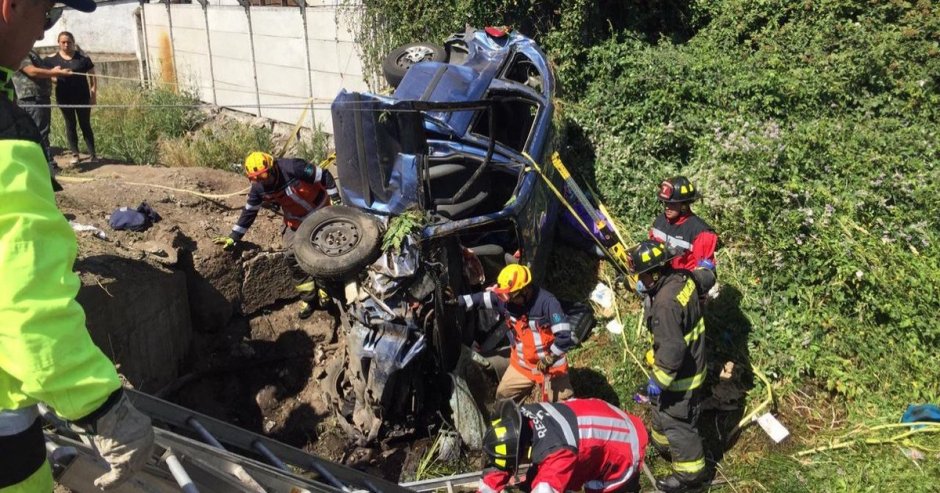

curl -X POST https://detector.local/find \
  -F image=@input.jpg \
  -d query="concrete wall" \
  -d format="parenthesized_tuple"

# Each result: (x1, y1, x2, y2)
(141, 1, 370, 133)
(38, 0, 140, 54)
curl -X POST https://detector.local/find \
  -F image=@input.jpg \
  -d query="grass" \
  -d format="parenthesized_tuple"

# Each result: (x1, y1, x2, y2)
(49, 83, 333, 170)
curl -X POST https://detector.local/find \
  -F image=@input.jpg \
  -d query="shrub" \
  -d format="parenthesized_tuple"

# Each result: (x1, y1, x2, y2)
(157, 119, 274, 170)
(50, 84, 204, 164)
(568, 0, 940, 405)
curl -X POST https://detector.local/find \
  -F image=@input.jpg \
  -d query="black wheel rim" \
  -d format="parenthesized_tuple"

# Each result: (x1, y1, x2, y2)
(311, 218, 363, 257)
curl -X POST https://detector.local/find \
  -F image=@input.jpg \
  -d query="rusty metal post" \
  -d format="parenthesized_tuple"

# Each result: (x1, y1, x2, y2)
(162, 0, 180, 90)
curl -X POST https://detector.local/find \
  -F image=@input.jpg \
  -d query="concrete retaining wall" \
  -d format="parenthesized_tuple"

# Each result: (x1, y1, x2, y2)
(141, 1, 370, 132)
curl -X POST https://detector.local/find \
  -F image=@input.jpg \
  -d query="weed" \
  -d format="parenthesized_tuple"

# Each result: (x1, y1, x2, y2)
(50, 83, 204, 163)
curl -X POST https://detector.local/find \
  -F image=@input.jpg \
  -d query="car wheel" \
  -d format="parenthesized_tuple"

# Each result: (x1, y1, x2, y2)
(382, 42, 447, 88)
(293, 205, 383, 279)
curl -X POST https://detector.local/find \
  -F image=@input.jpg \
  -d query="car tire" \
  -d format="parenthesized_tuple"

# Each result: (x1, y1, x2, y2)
(293, 205, 384, 279)
(382, 42, 447, 88)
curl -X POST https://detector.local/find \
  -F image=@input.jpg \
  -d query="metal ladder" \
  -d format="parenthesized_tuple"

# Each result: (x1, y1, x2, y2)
(43, 389, 415, 493)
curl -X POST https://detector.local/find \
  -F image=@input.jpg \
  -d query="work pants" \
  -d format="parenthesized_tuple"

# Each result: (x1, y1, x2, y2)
(18, 97, 52, 165)
(0, 412, 53, 492)
(650, 390, 706, 482)
(495, 364, 574, 403)
(59, 104, 96, 157)
(282, 227, 319, 306)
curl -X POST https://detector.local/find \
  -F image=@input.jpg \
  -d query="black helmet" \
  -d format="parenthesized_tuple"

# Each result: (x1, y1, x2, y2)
(482, 400, 524, 471)
(626, 240, 673, 275)
(658, 176, 700, 203)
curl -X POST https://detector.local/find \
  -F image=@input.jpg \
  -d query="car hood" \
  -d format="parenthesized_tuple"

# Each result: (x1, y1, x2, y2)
(331, 90, 427, 215)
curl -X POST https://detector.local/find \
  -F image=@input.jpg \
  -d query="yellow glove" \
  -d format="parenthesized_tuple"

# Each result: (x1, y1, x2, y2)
(213, 236, 236, 250)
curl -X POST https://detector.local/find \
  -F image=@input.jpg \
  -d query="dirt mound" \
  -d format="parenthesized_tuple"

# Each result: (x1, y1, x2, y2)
(56, 162, 356, 473)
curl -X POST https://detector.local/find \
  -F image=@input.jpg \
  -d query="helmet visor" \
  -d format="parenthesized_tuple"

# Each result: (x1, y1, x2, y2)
(246, 167, 271, 181)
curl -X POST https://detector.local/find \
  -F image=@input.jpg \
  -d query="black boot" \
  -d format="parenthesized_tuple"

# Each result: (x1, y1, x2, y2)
(655, 472, 709, 493)
(298, 301, 315, 320)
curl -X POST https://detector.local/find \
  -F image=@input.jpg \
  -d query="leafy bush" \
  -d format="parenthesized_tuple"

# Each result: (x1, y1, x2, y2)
(50, 84, 204, 164)
(156, 119, 274, 170)
(568, 0, 940, 405)
(351, 0, 940, 407)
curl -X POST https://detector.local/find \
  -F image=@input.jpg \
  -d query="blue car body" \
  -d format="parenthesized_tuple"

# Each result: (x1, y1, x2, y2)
(325, 29, 565, 444)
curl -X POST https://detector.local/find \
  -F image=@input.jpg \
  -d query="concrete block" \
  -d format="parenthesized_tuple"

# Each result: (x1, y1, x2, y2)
(251, 8, 304, 38)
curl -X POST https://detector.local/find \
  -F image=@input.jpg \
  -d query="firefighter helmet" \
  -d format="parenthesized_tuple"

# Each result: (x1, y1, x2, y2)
(626, 240, 672, 275)
(482, 400, 525, 471)
(658, 176, 700, 203)
(493, 264, 532, 296)
(244, 152, 276, 181)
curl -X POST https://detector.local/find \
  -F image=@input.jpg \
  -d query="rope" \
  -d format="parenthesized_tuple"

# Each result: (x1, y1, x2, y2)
(57, 176, 249, 199)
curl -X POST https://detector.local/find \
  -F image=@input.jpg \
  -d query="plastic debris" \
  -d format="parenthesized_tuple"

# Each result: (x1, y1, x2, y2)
(757, 412, 790, 443)
(590, 282, 614, 309)
(605, 319, 624, 335)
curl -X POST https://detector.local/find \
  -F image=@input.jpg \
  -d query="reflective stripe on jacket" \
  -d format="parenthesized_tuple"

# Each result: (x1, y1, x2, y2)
(649, 213, 717, 271)
(646, 272, 706, 392)
(230, 158, 334, 239)
(0, 92, 121, 420)
(461, 287, 574, 384)
(478, 398, 647, 493)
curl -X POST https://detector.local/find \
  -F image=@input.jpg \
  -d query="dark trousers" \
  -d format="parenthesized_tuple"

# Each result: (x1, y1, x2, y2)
(18, 97, 52, 163)
(650, 390, 706, 482)
(59, 104, 95, 156)
(282, 227, 318, 305)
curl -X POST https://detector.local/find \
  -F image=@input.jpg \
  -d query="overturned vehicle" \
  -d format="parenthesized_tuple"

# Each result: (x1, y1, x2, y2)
(293, 28, 594, 447)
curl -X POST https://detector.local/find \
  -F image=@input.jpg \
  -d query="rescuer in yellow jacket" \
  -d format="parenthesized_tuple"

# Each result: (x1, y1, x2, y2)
(1, 0, 154, 490)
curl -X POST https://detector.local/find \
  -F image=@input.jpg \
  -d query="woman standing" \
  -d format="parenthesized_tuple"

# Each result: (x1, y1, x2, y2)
(45, 31, 97, 164)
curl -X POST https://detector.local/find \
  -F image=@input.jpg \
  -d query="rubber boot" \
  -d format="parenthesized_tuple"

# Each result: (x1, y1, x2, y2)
(655, 470, 709, 493)
(298, 301, 315, 320)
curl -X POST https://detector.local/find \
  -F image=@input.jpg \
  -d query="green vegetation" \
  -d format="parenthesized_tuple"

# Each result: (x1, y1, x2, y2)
(51, 84, 204, 164)
(382, 209, 427, 253)
(357, 0, 940, 490)
(50, 85, 333, 169)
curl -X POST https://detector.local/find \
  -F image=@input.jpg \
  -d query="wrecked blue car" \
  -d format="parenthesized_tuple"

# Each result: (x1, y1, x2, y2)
(293, 28, 585, 447)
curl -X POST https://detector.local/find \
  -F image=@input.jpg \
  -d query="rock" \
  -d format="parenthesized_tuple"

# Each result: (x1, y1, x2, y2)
(240, 252, 297, 314)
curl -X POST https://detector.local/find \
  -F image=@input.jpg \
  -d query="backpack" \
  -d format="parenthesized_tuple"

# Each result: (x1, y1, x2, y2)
(109, 202, 162, 232)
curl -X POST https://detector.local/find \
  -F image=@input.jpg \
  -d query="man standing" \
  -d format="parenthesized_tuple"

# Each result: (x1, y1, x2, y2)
(12, 48, 70, 173)
(214, 151, 340, 318)
(650, 176, 717, 269)
(479, 398, 648, 493)
(458, 264, 575, 402)
(1, 0, 154, 491)
(627, 240, 709, 493)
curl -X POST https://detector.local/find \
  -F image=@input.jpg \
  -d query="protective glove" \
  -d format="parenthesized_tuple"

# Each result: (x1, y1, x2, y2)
(82, 392, 155, 490)
(212, 236, 236, 250)
(646, 377, 662, 397)
(537, 353, 558, 372)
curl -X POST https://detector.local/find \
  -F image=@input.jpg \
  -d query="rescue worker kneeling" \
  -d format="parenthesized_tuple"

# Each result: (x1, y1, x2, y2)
(458, 264, 574, 402)
(479, 399, 648, 493)
(627, 240, 709, 493)
(214, 151, 340, 319)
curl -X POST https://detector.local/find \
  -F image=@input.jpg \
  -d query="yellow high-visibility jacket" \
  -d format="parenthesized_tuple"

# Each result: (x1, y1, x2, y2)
(0, 98, 119, 421)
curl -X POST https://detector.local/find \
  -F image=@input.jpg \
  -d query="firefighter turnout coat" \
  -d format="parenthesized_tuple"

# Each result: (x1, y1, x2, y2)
(480, 399, 648, 493)
(229, 158, 337, 241)
(460, 288, 574, 383)
(646, 271, 706, 396)
(649, 212, 717, 271)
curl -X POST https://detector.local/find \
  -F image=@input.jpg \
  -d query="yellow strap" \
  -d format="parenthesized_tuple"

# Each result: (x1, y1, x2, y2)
(56, 176, 250, 200)
(521, 152, 629, 276)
